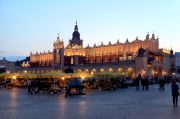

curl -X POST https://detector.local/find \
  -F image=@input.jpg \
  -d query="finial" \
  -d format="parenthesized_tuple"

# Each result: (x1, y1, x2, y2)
(57, 33, 59, 39)
(117, 39, 119, 43)
(74, 20, 78, 31)
(151, 31, 155, 39)
(156, 36, 159, 40)
(146, 32, 149, 39)
(126, 38, 129, 43)
(101, 41, 103, 45)
(136, 36, 138, 40)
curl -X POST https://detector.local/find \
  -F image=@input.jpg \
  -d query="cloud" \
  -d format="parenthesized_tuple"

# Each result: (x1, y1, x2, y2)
(0, 51, 6, 54)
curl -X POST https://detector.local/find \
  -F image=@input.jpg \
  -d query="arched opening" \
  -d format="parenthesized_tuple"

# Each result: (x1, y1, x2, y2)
(117, 68, 123, 74)
(77, 69, 82, 73)
(126, 67, 134, 77)
(108, 68, 114, 73)
(84, 69, 89, 73)
(91, 69, 97, 75)
(99, 68, 105, 73)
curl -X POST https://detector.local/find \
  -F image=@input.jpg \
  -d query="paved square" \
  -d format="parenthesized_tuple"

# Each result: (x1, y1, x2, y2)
(0, 84, 180, 119)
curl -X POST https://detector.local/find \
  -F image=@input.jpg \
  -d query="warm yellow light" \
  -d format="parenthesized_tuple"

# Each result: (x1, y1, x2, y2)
(24, 70, 27, 73)
(108, 68, 113, 73)
(12, 76, 17, 80)
(81, 76, 85, 80)
(61, 77, 65, 80)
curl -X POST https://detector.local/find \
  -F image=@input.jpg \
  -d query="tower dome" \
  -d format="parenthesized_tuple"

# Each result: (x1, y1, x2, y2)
(53, 34, 64, 49)
(68, 21, 83, 48)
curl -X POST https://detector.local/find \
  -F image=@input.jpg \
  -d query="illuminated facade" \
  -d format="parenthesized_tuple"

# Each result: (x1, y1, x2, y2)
(29, 22, 174, 78)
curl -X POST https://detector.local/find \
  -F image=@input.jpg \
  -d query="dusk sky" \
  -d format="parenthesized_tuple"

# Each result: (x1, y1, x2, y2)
(0, 0, 180, 58)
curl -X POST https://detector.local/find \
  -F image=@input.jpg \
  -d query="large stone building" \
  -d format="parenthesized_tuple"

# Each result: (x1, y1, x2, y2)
(174, 52, 180, 75)
(28, 22, 174, 78)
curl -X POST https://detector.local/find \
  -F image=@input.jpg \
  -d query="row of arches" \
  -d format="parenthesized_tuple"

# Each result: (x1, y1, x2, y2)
(75, 67, 135, 76)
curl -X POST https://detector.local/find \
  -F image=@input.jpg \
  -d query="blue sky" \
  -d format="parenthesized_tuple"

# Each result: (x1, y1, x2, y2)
(0, 0, 180, 58)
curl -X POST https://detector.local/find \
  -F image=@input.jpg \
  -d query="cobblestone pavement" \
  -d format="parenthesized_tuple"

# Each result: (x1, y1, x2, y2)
(0, 84, 180, 119)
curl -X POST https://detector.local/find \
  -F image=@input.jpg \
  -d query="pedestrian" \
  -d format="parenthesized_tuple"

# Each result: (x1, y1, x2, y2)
(141, 78, 145, 90)
(136, 74, 141, 90)
(31, 80, 36, 94)
(171, 80, 179, 107)
(36, 79, 41, 94)
(27, 79, 32, 94)
(159, 77, 165, 90)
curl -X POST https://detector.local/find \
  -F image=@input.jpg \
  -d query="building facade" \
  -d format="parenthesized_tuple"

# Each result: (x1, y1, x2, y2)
(28, 22, 174, 78)
(174, 52, 180, 75)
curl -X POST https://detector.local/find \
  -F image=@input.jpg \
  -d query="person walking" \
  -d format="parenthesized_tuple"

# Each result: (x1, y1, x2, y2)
(141, 78, 145, 90)
(159, 77, 165, 90)
(136, 74, 141, 90)
(145, 77, 149, 91)
(27, 79, 32, 94)
(171, 80, 179, 107)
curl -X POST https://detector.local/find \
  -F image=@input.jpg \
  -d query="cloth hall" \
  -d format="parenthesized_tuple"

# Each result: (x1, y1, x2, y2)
(28, 22, 174, 78)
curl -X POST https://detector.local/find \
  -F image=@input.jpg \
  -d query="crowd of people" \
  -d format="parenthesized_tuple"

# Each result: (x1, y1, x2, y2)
(134, 74, 179, 107)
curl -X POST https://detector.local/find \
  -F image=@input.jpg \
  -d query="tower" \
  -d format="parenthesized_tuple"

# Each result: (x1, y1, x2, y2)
(68, 21, 83, 48)
(53, 34, 64, 69)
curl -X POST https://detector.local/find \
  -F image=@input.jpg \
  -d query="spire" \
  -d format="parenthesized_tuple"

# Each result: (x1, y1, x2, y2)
(151, 31, 155, 39)
(74, 20, 78, 31)
(146, 32, 149, 39)
(57, 33, 59, 39)
(125, 38, 129, 43)
(136, 36, 138, 40)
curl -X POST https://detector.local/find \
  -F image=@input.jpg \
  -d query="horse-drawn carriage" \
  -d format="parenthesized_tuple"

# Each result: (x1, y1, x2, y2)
(65, 77, 85, 97)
